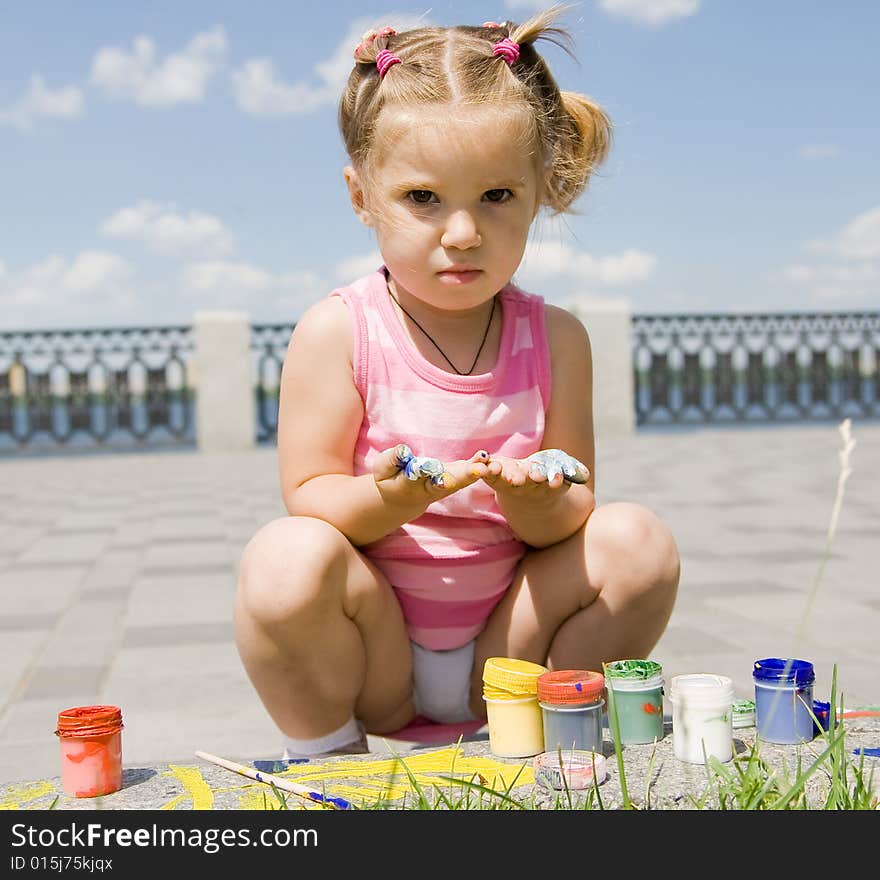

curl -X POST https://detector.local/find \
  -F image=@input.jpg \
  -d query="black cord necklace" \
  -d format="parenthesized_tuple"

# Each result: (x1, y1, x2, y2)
(387, 288, 496, 376)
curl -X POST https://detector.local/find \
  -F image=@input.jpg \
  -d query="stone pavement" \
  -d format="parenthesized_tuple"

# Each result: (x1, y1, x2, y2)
(0, 420, 878, 808)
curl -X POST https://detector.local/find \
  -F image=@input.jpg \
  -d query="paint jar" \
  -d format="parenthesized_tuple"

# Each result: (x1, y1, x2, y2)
(482, 657, 547, 758)
(534, 749, 607, 790)
(732, 699, 756, 729)
(669, 673, 734, 764)
(537, 669, 605, 754)
(753, 658, 816, 744)
(604, 659, 665, 744)
(55, 705, 124, 798)
(812, 700, 831, 734)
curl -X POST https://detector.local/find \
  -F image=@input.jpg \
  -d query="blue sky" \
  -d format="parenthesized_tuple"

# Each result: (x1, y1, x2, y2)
(1, 0, 878, 330)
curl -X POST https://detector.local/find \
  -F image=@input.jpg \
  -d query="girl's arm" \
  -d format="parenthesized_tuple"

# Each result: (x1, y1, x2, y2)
(489, 304, 597, 547)
(276, 296, 489, 546)
(276, 296, 424, 545)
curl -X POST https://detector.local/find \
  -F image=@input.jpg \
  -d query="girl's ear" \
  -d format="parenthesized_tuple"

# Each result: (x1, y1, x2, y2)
(343, 165, 373, 227)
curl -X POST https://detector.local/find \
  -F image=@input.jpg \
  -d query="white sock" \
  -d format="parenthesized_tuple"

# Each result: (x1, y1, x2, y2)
(281, 717, 362, 758)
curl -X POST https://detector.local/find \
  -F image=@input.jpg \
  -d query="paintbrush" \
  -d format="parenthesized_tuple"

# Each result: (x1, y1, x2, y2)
(194, 750, 358, 810)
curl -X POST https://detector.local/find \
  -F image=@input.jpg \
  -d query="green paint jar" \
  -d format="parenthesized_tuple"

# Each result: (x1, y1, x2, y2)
(604, 659, 665, 744)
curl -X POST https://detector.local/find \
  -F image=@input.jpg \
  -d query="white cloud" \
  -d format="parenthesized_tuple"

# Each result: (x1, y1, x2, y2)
(783, 206, 880, 305)
(0, 260, 6, 280)
(808, 206, 880, 260)
(0, 75, 84, 131)
(181, 260, 324, 316)
(99, 201, 235, 256)
(89, 26, 226, 107)
(65, 251, 131, 293)
(798, 144, 841, 161)
(782, 262, 880, 303)
(184, 260, 274, 294)
(519, 239, 657, 285)
(232, 13, 429, 116)
(231, 59, 336, 116)
(335, 251, 383, 281)
(0, 251, 134, 327)
(598, 0, 701, 27)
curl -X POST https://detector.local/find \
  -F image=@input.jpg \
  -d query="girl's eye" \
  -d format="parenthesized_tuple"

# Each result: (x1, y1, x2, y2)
(406, 190, 436, 204)
(484, 188, 513, 203)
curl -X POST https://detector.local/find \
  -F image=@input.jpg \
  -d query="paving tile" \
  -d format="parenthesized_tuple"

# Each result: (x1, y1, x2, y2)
(0, 612, 59, 631)
(0, 526, 47, 553)
(0, 630, 52, 706)
(0, 567, 88, 614)
(654, 623, 741, 654)
(123, 622, 233, 648)
(125, 572, 235, 626)
(21, 666, 106, 700)
(38, 599, 129, 667)
(51, 511, 128, 532)
(150, 517, 228, 541)
(17, 532, 111, 565)
(141, 540, 233, 572)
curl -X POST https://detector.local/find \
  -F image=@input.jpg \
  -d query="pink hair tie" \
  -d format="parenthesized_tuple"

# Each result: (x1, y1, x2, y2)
(354, 26, 397, 60)
(492, 36, 520, 66)
(375, 48, 401, 78)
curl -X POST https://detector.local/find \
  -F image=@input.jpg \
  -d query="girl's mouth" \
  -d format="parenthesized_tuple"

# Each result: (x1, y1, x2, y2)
(437, 269, 482, 284)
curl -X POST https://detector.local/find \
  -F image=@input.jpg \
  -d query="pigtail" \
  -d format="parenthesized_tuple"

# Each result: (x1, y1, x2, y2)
(509, 4, 576, 59)
(503, 4, 613, 213)
(352, 26, 397, 65)
(548, 91, 613, 213)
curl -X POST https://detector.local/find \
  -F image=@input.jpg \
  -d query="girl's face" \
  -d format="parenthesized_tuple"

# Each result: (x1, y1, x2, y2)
(345, 103, 541, 312)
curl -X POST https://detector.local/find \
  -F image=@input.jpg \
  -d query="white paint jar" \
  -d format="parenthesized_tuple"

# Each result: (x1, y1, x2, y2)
(669, 673, 734, 764)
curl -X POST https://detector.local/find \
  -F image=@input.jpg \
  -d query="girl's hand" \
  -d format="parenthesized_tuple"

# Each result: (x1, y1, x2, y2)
(482, 449, 590, 498)
(372, 444, 491, 508)
(526, 448, 590, 485)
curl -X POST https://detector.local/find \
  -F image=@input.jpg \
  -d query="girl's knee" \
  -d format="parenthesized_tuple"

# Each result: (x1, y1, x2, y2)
(592, 502, 680, 590)
(236, 516, 351, 625)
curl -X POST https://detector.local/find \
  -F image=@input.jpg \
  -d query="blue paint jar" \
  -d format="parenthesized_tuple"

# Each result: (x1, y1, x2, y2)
(537, 670, 605, 754)
(753, 658, 816, 744)
(812, 700, 831, 734)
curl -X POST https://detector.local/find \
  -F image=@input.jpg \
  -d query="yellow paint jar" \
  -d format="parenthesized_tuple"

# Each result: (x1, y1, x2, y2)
(482, 657, 548, 758)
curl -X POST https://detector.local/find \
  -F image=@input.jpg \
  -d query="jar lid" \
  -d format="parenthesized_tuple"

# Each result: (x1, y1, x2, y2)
(732, 698, 756, 728)
(668, 673, 734, 706)
(604, 658, 663, 690)
(537, 669, 605, 704)
(752, 658, 815, 685)
(482, 657, 547, 698)
(55, 705, 124, 737)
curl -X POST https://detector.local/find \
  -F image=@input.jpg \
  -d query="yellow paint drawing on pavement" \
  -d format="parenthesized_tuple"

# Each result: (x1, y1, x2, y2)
(0, 747, 535, 810)
(234, 747, 535, 809)
(161, 746, 533, 810)
(165, 764, 215, 810)
(0, 780, 57, 810)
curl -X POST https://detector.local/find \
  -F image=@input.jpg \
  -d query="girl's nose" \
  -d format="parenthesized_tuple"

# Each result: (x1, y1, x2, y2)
(440, 210, 481, 249)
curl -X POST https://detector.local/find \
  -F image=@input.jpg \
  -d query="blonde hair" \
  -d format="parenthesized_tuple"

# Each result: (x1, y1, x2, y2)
(338, 5, 612, 215)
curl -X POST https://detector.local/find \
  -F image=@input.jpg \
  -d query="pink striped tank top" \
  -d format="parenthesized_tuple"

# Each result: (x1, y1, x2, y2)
(332, 267, 551, 650)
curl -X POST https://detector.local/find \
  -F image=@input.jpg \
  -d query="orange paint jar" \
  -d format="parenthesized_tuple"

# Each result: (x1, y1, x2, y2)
(55, 705, 124, 798)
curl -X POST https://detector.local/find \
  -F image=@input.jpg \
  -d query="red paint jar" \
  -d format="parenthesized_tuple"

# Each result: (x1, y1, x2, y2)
(55, 705, 124, 798)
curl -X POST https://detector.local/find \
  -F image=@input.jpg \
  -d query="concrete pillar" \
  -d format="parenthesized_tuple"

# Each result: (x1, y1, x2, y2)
(193, 310, 256, 452)
(564, 298, 635, 443)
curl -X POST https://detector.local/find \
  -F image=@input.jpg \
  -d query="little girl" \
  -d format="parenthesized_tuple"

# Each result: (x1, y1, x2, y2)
(234, 6, 680, 758)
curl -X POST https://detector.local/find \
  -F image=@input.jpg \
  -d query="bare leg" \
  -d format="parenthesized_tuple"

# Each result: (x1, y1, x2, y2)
(233, 515, 415, 738)
(470, 501, 680, 717)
